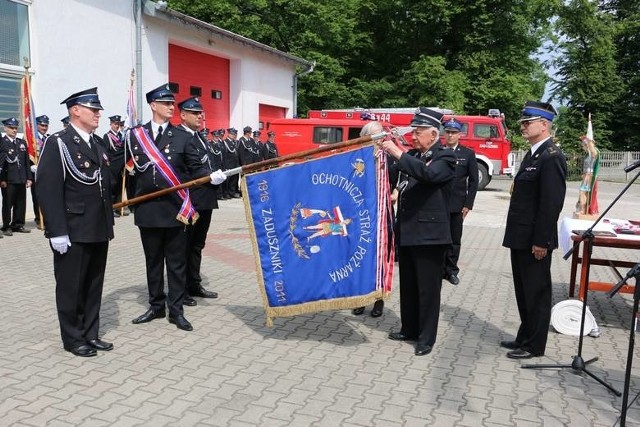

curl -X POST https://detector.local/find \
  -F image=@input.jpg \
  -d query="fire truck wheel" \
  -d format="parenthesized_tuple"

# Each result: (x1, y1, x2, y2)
(477, 163, 491, 190)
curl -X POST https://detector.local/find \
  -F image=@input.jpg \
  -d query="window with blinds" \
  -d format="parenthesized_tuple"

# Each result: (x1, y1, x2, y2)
(0, 0, 30, 67)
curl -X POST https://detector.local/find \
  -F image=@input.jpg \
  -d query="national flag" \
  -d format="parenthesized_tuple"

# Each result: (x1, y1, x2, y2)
(243, 145, 394, 325)
(20, 73, 38, 164)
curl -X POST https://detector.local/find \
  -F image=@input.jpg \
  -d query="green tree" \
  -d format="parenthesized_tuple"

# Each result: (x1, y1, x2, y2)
(550, 0, 623, 152)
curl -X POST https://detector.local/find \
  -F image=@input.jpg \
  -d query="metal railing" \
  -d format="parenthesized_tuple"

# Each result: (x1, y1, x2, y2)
(510, 150, 640, 182)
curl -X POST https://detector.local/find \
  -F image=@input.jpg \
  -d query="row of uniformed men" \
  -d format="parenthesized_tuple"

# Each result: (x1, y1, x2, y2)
(35, 84, 240, 357)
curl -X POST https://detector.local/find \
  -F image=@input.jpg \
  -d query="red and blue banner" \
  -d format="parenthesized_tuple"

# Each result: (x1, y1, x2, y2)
(243, 145, 393, 325)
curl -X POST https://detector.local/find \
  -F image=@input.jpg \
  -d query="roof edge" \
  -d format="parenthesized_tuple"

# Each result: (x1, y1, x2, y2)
(144, 1, 314, 70)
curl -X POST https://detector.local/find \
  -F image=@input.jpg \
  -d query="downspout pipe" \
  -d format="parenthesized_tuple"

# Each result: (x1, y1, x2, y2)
(135, 0, 143, 123)
(293, 61, 315, 118)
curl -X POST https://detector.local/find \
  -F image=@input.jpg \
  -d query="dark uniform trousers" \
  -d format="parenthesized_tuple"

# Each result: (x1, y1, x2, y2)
(399, 245, 448, 346)
(2, 183, 27, 229)
(54, 242, 108, 347)
(445, 212, 463, 275)
(139, 226, 187, 316)
(186, 209, 212, 292)
(510, 249, 553, 354)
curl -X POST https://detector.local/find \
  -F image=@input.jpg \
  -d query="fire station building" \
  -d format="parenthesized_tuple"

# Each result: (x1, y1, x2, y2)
(0, 0, 313, 135)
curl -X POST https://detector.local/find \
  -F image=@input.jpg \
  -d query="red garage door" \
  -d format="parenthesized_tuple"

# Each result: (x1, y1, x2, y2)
(168, 44, 230, 131)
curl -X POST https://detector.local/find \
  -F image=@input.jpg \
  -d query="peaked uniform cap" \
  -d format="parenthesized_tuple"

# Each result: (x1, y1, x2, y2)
(177, 96, 204, 112)
(410, 107, 444, 128)
(443, 118, 462, 132)
(146, 83, 175, 103)
(109, 115, 122, 122)
(519, 101, 557, 122)
(36, 115, 50, 125)
(2, 117, 19, 127)
(61, 87, 104, 110)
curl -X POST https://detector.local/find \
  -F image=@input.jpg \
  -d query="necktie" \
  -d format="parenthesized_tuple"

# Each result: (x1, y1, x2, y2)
(155, 125, 164, 143)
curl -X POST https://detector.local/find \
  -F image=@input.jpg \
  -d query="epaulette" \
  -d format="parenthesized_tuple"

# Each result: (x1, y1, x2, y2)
(547, 145, 560, 155)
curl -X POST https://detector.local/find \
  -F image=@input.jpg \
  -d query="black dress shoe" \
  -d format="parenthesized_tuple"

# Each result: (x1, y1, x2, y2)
(65, 344, 97, 357)
(352, 307, 365, 315)
(3, 228, 13, 236)
(87, 339, 114, 351)
(113, 210, 121, 218)
(500, 340, 520, 350)
(189, 286, 218, 299)
(388, 331, 416, 341)
(371, 300, 384, 318)
(415, 344, 432, 356)
(183, 295, 197, 306)
(447, 274, 459, 285)
(132, 308, 166, 324)
(168, 314, 193, 331)
(12, 226, 30, 233)
(506, 349, 542, 359)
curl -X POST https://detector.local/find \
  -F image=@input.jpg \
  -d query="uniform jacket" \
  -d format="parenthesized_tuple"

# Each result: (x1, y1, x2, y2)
(0, 135, 33, 183)
(263, 141, 279, 160)
(394, 145, 456, 246)
(238, 136, 262, 165)
(128, 122, 191, 228)
(178, 126, 219, 211)
(36, 127, 114, 242)
(448, 144, 478, 213)
(103, 130, 125, 174)
(502, 137, 567, 250)
(222, 137, 240, 169)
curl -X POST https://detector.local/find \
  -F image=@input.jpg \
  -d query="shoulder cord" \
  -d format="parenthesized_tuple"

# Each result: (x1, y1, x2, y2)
(126, 131, 153, 172)
(57, 137, 101, 185)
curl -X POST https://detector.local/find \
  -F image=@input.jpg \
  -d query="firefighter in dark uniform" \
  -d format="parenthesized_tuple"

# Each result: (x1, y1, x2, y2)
(1, 117, 33, 235)
(253, 130, 265, 160)
(501, 101, 567, 359)
(381, 107, 456, 356)
(103, 115, 128, 217)
(442, 118, 478, 285)
(32, 114, 51, 227)
(36, 88, 114, 357)
(263, 130, 279, 160)
(238, 126, 261, 166)
(210, 129, 226, 200)
(175, 97, 227, 306)
(222, 127, 241, 198)
(128, 84, 196, 331)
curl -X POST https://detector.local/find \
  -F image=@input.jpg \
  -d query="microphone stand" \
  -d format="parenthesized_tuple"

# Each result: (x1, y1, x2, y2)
(608, 263, 640, 427)
(521, 168, 640, 396)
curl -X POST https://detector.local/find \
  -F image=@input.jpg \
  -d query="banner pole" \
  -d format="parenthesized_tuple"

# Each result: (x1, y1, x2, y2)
(113, 132, 388, 210)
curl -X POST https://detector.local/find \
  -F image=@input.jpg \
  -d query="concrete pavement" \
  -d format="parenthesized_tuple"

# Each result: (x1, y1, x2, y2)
(1, 178, 640, 426)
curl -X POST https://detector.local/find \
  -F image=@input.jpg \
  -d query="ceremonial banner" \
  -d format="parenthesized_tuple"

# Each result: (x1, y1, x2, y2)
(243, 145, 394, 325)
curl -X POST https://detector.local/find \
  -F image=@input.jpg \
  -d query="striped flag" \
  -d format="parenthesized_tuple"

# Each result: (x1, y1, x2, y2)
(20, 71, 38, 164)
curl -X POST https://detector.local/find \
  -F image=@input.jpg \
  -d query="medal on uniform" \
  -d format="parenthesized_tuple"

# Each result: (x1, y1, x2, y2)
(84, 161, 90, 168)
(165, 148, 170, 153)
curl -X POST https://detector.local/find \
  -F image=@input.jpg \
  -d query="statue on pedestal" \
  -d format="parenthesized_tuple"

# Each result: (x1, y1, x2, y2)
(574, 114, 599, 219)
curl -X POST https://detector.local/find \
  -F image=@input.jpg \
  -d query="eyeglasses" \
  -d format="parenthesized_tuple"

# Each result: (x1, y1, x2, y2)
(520, 120, 542, 127)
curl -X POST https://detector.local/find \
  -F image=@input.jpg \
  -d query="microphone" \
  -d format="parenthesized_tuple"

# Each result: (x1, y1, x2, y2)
(624, 159, 640, 173)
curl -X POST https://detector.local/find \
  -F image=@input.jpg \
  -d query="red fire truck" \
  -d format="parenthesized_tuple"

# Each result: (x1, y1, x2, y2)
(308, 108, 514, 189)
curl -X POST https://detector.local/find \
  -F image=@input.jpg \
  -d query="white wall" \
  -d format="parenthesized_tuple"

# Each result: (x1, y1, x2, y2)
(30, 0, 298, 136)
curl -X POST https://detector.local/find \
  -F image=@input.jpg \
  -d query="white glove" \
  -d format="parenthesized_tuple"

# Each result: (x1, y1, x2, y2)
(31, 165, 37, 173)
(209, 169, 227, 185)
(50, 235, 71, 254)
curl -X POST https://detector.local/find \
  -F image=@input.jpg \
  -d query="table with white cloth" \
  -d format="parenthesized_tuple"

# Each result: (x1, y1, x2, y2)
(559, 217, 640, 299)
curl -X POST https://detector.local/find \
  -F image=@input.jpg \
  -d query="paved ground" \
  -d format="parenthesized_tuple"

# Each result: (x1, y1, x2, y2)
(1, 177, 640, 426)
